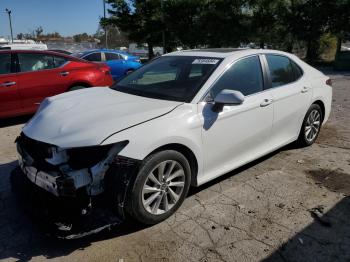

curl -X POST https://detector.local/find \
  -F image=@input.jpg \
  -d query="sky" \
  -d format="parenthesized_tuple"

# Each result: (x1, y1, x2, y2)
(0, 0, 107, 38)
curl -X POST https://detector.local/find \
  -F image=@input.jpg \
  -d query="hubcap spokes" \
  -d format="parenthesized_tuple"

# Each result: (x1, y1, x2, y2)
(305, 110, 321, 142)
(142, 160, 185, 215)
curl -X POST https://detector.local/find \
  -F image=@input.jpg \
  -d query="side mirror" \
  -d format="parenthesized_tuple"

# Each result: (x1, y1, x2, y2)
(212, 89, 245, 111)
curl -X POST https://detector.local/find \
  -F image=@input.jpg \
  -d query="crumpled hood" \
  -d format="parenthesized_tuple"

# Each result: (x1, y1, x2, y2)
(23, 87, 182, 148)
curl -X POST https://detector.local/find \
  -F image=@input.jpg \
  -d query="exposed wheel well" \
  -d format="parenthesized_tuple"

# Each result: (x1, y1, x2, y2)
(67, 82, 91, 91)
(312, 100, 325, 122)
(149, 144, 199, 187)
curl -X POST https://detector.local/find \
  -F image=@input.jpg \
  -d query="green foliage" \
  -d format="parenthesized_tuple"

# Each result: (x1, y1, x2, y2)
(103, 0, 350, 61)
(73, 33, 95, 43)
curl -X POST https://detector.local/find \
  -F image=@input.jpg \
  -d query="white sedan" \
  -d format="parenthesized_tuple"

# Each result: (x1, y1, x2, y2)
(17, 48, 332, 225)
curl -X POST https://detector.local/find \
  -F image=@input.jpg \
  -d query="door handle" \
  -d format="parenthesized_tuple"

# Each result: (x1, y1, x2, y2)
(0, 81, 16, 87)
(260, 98, 273, 107)
(301, 86, 310, 93)
(60, 71, 70, 76)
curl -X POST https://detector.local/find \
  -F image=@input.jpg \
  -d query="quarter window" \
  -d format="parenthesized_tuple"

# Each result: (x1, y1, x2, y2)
(18, 53, 55, 72)
(266, 55, 302, 88)
(0, 53, 11, 75)
(83, 52, 102, 62)
(210, 56, 264, 97)
(291, 60, 303, 80)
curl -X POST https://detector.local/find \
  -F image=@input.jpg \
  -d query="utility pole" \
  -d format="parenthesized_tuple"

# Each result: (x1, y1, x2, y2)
(161, 0, 165, 54)
(5, 9, 14, 43)
(103, 0, 108, 48)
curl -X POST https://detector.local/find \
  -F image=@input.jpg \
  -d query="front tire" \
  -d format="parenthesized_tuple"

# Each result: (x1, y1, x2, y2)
(297, 104, 323, 146)
(126, 150, 191, 225)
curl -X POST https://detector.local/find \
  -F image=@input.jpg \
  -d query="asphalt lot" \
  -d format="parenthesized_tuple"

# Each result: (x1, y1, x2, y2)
(0, 69, 349, 262)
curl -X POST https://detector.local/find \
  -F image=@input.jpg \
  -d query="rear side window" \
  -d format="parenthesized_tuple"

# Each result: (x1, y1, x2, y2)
(83, 52, 101, 62)
(266, 55, 302, 88)
(210, 56, 264, 97)
(105, 52, 121, 61)
(18, 53, 55, 72)
(0, 53, 11, 74)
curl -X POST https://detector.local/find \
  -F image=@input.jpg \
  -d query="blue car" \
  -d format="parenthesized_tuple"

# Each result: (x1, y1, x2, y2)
(72, 49, 142, 81)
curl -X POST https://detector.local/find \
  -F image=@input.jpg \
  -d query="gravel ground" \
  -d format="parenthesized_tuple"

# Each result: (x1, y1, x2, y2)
(0, 69, 349, 262)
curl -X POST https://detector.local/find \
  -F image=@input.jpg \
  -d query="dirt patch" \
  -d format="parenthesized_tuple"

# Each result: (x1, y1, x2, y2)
(317, 124, 339, 145)
(307, 168, 350, 196)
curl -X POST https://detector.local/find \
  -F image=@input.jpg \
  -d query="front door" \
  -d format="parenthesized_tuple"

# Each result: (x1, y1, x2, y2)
(200, 55, 274, 183)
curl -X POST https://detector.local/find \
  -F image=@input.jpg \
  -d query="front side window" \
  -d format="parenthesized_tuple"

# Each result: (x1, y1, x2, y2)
(83, 52, 102, 62)
(0, 53, 11, 75)
(53, 56, 68, 67)
(112, 56, 222, 102)
(18, 53, 55, 72)
(210, 56, 264, 97)
(105, 52, 122, 61)
(266, 55, 300, 88)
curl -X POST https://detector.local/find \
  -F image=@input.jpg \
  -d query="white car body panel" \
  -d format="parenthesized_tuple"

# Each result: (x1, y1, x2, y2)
(22, 88, 182, 148)
(21, 49, 332, 188)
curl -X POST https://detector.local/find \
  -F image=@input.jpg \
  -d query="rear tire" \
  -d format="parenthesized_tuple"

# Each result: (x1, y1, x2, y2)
(126, 150, 191, 225)
(297, 104, 323, 147)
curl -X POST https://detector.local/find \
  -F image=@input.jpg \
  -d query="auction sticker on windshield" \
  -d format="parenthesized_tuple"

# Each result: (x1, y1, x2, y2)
(192, 58, 219, 64)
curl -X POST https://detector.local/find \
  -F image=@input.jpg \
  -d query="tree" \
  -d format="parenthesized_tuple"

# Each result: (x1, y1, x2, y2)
(35, 26, 43, 38)
(279, 0, 333, 61)
(95, 25, 129, 48)
(103, 0, 164, 58)
(246, 0, 284, 48)
(73, 33, 94, 42)
(327, 0, 350, 53)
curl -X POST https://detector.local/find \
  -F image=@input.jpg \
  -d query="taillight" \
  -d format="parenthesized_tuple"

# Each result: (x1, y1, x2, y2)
(326, 78, 332, 87)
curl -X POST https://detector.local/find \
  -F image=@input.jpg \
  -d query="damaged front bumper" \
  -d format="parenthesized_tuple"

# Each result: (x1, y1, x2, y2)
(15, 134, 141, 238)
(16, 134, 133, 197)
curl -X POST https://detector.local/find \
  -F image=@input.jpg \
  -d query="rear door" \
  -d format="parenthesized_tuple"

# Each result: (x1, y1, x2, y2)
(16, 53, 70, 111)
(0, 52, 21, 118)
(263, 54, 312, 147)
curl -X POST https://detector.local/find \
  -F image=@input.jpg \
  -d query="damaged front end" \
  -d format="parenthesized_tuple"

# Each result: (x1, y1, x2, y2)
(15, 133, 140, 238)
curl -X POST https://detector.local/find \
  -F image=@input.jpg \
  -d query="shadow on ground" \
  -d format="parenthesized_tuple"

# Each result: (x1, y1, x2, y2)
(0, 144, 349, 261)
(0, 115, 32, 128)
(263, 196, 350, 262)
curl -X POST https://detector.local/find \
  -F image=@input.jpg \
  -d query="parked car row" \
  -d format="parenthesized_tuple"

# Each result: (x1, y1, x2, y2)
(0, 49, 142, 119)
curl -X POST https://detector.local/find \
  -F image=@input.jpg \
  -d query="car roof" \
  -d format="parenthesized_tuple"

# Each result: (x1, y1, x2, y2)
(76, 49, 129, 55)
(0, 49, 91, 62)
(164, 48, 295, 59)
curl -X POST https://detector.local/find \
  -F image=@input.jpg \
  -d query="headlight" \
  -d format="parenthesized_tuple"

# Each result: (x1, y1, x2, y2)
(66, 141, 128, 170)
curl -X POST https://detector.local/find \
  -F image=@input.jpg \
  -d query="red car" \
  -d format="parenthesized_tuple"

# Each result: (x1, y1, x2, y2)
(0, 50, 113, 118)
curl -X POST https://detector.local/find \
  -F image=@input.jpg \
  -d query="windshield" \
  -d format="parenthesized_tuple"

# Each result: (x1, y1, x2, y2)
(111, 56, 222, 102)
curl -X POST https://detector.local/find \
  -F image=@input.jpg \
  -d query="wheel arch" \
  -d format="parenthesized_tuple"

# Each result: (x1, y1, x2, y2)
(67, 81, 92, 91)
(147, 143, 199, 187)
(312, 99, 325, 123)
